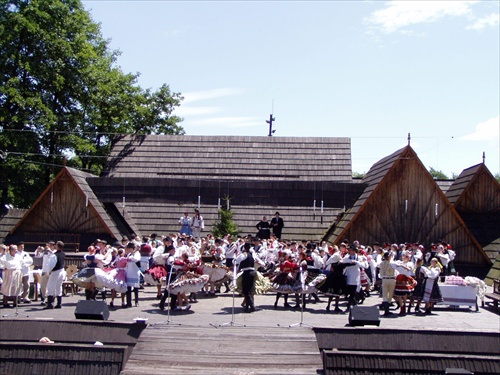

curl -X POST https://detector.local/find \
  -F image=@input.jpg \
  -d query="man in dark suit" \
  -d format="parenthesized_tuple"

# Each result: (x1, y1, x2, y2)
(270, 212, 284, 239)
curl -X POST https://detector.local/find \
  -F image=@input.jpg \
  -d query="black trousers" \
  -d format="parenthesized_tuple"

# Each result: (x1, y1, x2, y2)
(346, 284, 358, 307)
(241, 270, 256, 308)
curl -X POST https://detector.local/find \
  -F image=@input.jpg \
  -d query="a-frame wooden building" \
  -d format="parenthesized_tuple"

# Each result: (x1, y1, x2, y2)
(323, 145, 491, 269)
(446, 162, 500, 283)
(446, 162, 500, 263)
(7, 167, 128, 250)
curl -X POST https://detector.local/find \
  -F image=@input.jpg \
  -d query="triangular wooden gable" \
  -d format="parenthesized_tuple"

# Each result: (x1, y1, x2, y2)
(325, 145, 490, 266)
(485, 253, 500, 286)
(10, 167, 122, 241)
(446, 163, 500, 262)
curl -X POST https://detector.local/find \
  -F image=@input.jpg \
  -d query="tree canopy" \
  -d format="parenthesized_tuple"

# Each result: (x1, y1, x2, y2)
(428, 167, 451, 180)
(0, 0, 184, 208)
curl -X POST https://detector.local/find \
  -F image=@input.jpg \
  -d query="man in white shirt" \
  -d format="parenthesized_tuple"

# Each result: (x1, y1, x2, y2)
(17, 242, 33, 303)
(341, 245, 368, 311)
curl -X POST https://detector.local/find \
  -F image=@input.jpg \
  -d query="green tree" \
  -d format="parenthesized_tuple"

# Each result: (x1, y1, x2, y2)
(0, 0, 184, 207)
(429, 167, 449, 180)
(212, 197, 240, 238)
(495, 173, 500, 184)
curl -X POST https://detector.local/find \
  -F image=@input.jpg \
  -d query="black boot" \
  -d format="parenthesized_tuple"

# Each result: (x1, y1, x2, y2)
(383, 301, 392, 316)
(85, 289, 91, 300)
(126, 288, 132, 308)
(43, 296, 54, 309)
(283, 294, 291, 308)
(274, 293, 280, 309)
(134, 288, 139, 307)
(55, 296, 62, 309)
(159, 290, 168, 311)
(91, 290, 98, 301)
(101, 291, 107, 302)
(170, 295, 178, 310)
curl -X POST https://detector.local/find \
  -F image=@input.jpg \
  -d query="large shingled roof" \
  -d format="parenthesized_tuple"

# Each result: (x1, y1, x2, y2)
(104, 135, 352, 181)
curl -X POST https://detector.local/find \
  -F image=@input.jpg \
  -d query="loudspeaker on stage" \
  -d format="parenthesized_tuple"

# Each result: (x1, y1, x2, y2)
(74, 300, 110, 321)
(348, 305, 380, 326)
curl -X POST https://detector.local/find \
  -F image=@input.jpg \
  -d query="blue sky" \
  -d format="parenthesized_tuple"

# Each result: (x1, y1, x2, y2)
(82, 0, 500, 177)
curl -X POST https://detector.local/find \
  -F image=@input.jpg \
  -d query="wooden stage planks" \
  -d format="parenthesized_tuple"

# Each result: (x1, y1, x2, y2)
(121, 325, 323, 374)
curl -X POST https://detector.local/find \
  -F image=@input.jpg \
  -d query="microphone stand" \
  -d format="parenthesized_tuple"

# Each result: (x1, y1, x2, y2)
(289, 267, 311, 328)
(218, 261, 245, 327)
(3, 294, 29, 318)
(155, 265, 181, 326)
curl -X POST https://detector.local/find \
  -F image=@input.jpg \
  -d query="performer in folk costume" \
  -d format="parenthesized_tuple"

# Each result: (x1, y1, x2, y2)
(408, 258, 426, 313)
(393, 252, 417, 316)
(421, 258, 443, 315)
(296, 251, 327, 310)
(124, 242, 142, 308)
(144, 237, 173, 299)
(107, 248, 128, 308)
(341, 246, 368, 312)
(34, 241, 55, 305)
(436, 244, 451, 276)
(44, 241, 66, 309)
(179, 211, 192, 236)
(234, 242, 257, 312)
(305, 246, 324, 304)
(271, 251, 300, 308)
(319, 246, 347, 313)
(159, 247, 178, 311)
(16, 242, 33, 304)
(79, 245, 101, 300)
(165, 253, 208, 311)
(191, 209, 204, 241)
(0, 245, 22, 308)
(379, 251, 397, 316)
(255, 216, 271, 240)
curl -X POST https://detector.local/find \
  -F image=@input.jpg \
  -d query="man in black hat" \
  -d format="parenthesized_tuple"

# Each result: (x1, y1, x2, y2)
(270, 212, 284, 240)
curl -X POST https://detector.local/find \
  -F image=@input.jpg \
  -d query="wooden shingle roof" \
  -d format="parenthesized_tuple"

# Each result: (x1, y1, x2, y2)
(0, 208, 27, 244)
(446, 163, 484, 206)
(104, 135, 352, 181)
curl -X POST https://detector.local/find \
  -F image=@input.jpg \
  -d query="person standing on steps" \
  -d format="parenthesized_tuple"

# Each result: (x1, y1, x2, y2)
(255, 216, 271, 240)
(191, 209, 204, 241)
(179, 211, 192, 236)
(270, 212, 284, 240)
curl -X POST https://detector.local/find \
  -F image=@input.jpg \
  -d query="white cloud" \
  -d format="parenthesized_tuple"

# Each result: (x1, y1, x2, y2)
(182, 88, 245, 104)
(460, 115, 500, 141)
(175, 106, 222, 117)
(366, 0, 478, 34)
(467, 13, 500, 30)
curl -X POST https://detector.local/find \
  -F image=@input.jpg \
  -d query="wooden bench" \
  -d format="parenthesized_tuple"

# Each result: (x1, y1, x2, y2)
(484, 279, 500, 309)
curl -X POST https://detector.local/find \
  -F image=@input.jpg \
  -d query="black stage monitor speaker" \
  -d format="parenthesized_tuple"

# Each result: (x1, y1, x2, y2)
(74, 300, 110, 321)
(348, 305, 380, 326)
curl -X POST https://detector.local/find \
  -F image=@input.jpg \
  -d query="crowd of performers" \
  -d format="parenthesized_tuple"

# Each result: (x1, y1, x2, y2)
(0, 241, 66, 309)
(46, 232, 457, 316)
